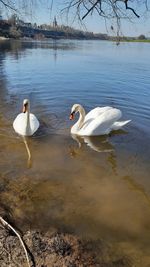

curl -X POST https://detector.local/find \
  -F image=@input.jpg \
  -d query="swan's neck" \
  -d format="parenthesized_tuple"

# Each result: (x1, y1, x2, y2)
(25, 106, 31, 135)
(72, 107, 85, 134)
(78, 108, 85, 129)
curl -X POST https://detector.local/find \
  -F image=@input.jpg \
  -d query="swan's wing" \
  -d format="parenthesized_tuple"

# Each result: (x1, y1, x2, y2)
(85, 106, 112, 122)
(13, 113, 27, 135)
(79, 108, 122, 136)
(13, 113, 39, 136)
(29, 113, 40, 134)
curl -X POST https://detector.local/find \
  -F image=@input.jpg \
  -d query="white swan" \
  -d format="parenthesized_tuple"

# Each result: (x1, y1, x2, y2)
(70, 104, 131, 136)
(13, 99, 39, 136)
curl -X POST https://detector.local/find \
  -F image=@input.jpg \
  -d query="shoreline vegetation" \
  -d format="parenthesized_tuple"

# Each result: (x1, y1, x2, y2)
(0, 17, 149, 43)
(0, 36, 150, 43)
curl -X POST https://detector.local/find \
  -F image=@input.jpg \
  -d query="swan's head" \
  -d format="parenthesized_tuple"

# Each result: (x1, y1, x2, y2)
(23, 99, 30, 113)
(70, 104, 84, 120)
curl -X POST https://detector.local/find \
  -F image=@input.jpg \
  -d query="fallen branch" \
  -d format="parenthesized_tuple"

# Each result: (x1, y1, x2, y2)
(0, 216, 31, 267)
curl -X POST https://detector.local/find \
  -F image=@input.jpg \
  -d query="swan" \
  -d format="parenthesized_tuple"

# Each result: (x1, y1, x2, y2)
(70, 104, 131, 136)
(13, 99, 39, 136)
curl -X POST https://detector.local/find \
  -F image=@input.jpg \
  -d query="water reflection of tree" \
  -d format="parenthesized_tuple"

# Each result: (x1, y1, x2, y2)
(0, 46, 8, 104)
(53, 39, 58, 62)
(0, 39, 76, 61)
(0, 40, 27, 60)
(0, 39, 60, 103)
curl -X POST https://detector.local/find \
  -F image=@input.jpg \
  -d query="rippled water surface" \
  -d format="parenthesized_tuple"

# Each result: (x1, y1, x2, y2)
(0, 40, 150, 265)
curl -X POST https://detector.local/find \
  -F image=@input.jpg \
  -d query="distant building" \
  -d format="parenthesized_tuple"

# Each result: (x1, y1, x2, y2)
(53, 16, 58, 28)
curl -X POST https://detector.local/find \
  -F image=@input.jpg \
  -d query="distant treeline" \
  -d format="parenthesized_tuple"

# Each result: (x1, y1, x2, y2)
(0, 17, 108, 40)
(0, 16, 149, 41)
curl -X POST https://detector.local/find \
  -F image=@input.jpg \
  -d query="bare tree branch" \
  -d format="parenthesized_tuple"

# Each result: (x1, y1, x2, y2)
(0, 0, 17, 11)
(124, 0, 140, 18)
(82, 0, 100, 20)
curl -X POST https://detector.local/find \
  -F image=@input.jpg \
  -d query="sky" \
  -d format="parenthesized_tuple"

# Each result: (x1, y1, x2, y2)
(32, 1, 150, 37)
(1, 0, 150, 37)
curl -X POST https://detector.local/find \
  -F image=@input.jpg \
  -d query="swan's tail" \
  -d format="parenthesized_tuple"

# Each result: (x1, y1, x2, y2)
(111, 120, 131, 130)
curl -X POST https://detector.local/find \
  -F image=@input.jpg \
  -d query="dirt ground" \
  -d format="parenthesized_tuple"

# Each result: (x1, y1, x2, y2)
(0, 225, 98, 267)
(0, 218, 133, 267)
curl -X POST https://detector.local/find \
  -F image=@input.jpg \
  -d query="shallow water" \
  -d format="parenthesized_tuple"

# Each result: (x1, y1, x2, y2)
(0, 39, 150, 265)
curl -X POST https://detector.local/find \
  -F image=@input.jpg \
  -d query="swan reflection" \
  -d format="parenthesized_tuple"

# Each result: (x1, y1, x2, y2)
(71, 134, 114, 153)
(70, 133, 150, 206)
(22, 136, 32, 168)
(71, 128, 128, 153)
(70, 131, 128, 175)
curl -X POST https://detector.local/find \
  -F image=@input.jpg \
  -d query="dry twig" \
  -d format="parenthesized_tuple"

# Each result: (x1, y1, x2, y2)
(0, 216, 31, 267)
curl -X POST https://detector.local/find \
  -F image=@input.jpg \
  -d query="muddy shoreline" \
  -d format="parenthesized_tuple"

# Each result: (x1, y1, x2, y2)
(0, 223, 97, 267)
(0, 215, 133, 267)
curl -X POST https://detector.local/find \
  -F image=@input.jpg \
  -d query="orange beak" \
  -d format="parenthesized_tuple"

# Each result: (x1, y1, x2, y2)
(70, 113, 74, 120)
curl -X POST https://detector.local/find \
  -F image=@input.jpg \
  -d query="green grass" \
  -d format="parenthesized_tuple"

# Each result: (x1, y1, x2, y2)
(125, 39, 150, 43)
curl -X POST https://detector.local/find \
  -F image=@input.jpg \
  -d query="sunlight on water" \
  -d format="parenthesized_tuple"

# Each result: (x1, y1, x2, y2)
(0, 39, 150, 266)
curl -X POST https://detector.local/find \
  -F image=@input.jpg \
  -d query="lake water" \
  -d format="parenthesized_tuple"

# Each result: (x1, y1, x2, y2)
(0, 39, 150, 266)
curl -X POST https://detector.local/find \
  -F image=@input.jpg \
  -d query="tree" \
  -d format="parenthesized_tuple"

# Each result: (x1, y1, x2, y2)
(0, 0, 149, 35)
(60, 0, 149, 37)
(60, 1, 149, 21)
(8, 13, 18, 25)
(9, 25, 21, 38)
(138, 34, 146, 40)
(0, 1, 149, 18)
(0, 0, 36, 12)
